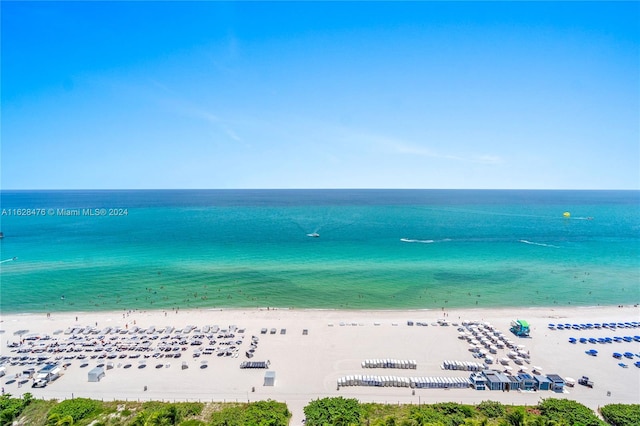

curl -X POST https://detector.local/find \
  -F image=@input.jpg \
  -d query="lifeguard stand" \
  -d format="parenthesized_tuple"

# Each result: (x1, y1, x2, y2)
(510, 319, 530, 337)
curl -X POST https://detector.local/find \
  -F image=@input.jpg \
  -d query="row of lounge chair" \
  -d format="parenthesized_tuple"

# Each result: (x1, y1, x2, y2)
(549, 321, 640, 331)
(338, 375, 471, 389)
(60, 324, 240, 336)
(612, 352, 638, 360)
(441, 360, 485, 372)
(611, 352, 640, 369)
(361, 359, 417, 369)
(239, 361, 270, 369)
(568, 335, 640, 344)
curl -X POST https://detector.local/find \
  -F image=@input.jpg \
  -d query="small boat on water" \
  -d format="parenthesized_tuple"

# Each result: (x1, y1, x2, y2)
(307, 233, 320, 238)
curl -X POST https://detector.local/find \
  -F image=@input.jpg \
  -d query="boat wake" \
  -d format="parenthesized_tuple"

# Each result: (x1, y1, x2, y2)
(519, 240, 560, 248)
(400, 238, 435, 244)
(0, 257, 17, 264)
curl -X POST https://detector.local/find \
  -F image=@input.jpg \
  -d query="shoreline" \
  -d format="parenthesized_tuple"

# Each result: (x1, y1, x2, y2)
(2, 305, 639, 423)
(2, 302, 636, 316)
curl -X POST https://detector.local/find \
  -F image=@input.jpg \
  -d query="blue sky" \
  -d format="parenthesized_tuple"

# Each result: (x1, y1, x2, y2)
(2, 1, 638, 189)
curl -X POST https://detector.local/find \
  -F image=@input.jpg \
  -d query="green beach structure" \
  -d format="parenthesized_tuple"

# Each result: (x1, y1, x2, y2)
(510, 319, 530, 337)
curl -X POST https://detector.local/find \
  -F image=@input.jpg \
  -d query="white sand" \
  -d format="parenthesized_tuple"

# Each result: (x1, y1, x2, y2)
(1, 305, 639, 423)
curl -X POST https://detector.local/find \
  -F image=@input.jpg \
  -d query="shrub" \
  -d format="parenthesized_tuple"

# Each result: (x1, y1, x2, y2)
(537, 399, 605, 426)
(244, 400, 290, 425)
(477, 401, 505, 418)
(0, 393, 34, 426)
(600, 404, 640, 426)
(47, 398, 101, 424)
(304, 397, 362, 426)
(179, 420, 206, 426)
(209, 404, 245, 426)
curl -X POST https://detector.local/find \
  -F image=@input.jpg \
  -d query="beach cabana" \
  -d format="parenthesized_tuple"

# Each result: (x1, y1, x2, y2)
(517, 373, 536, 391)
(469, 373, 486, 390)
(263, 370, 275, 386)
(483, 370, 510, 391)
(534, 375, 551, 391)
(546, 374, 565, 393)
(507, 375, 521, 390)
(88, 366, 105, 382)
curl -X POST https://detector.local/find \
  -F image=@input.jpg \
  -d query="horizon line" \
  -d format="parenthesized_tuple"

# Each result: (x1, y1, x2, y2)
(1, 188, 638, 192)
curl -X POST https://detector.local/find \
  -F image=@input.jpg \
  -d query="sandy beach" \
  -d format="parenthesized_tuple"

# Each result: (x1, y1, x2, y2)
(1, 305, 639, 423)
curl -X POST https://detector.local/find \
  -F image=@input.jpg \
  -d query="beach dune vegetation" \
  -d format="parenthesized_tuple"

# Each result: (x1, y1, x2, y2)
(208, 400, 289, 426)
(476, 401, 505, 418)
(46, 398, 102, 425)
(599, 404, 640, 426)
(5, 397, 637, 425)
(0, 392, 33, 426)
(537, 399, 606, 426)
(304, 397, 362, 426)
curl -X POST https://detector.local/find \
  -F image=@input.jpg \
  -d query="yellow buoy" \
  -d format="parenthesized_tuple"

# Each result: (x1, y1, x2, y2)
(563, 211, 571, 218)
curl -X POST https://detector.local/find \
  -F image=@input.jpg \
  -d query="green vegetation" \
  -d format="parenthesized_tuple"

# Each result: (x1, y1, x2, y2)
(6, 396, 637, 426)
(600, 404, 640, 426)
(302, 398, 621, 426)
(46, 398, 102, 424)
(537, 398, 606, 426)
(0, 392, 33, 426)
(304, 397, 362, 426)
(8, 399, 288, 426)
(209, 400, 289, 425)
(130, 401, 204, 425)
(476, 400, 505, 418)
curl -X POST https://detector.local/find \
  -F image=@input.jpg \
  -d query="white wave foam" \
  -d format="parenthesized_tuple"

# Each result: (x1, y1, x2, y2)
(519, 240, 560, 248)
(400, 238, 435, 244)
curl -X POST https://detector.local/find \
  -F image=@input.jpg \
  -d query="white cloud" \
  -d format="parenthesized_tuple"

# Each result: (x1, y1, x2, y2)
(359, 131, 503, 165)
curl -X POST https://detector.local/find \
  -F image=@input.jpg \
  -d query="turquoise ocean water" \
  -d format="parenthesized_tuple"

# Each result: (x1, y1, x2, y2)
(0, 190, 638, 313)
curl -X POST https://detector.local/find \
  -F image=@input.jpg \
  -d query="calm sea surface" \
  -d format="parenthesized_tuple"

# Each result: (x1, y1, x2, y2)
(1, 190, 638, 313)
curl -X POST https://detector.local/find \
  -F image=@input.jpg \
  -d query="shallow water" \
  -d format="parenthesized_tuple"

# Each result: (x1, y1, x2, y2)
(1, 189, 638, 312)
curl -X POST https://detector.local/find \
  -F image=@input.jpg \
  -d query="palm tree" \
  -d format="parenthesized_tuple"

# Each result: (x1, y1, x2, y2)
(504, 408, 526, 426)
(47, 413, 75, 426)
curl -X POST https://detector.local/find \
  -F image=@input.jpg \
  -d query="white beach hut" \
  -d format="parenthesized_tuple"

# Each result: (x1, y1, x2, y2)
(263, 370, 276, 386)
(88, 366, 105, 382)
